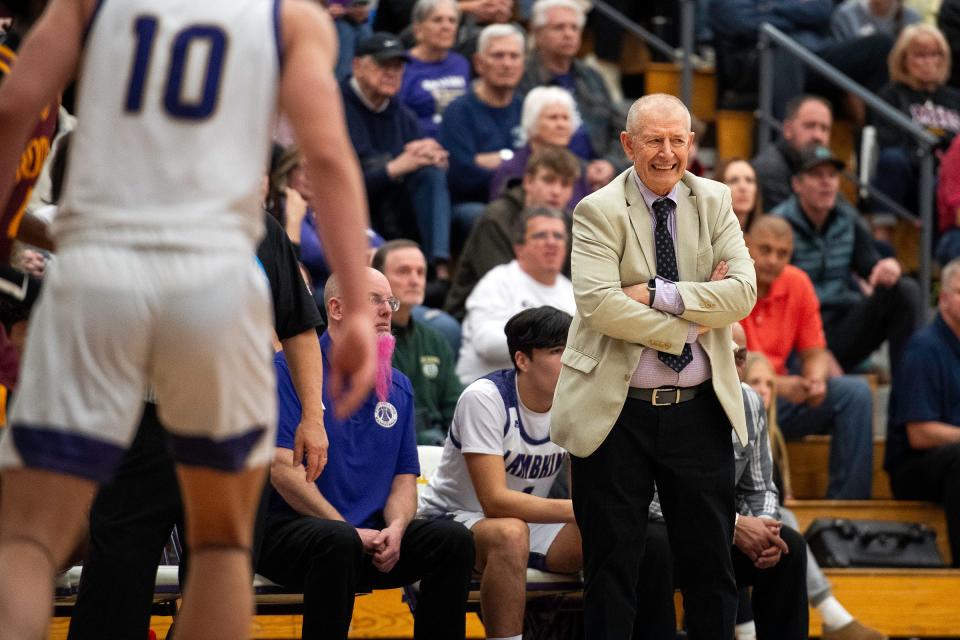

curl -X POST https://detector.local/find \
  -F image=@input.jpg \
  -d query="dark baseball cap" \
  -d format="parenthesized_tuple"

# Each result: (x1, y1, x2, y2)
(795, 144, 845, 174)
(355, 32, 409, 62)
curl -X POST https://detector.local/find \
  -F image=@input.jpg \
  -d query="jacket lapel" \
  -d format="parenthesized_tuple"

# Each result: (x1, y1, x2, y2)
(624, 171, 657, 276)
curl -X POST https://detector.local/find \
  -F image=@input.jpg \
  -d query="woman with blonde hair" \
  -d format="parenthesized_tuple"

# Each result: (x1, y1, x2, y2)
(742, 351, 886, 640)
(870, 23, 960, 217)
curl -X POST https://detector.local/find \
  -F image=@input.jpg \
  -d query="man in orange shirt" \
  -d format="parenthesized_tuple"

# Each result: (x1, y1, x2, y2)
(742, 215, 873, 499)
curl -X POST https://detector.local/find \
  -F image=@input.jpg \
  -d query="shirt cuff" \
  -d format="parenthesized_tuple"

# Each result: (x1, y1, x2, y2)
(685, 323, 700, 344)
(650, 277, 685, 315)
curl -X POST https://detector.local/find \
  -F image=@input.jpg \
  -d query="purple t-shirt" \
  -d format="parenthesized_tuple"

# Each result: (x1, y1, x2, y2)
(398, 51, 472, 139)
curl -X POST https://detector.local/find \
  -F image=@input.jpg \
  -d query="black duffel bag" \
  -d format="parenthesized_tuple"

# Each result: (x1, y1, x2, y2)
(805, 518, 946, 568)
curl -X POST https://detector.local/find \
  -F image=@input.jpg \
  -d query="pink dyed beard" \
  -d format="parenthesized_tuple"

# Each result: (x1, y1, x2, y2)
(376, 333, 396, 402)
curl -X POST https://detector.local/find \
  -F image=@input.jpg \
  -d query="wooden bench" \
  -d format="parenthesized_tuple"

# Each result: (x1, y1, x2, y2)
(786, 436, 892, 499)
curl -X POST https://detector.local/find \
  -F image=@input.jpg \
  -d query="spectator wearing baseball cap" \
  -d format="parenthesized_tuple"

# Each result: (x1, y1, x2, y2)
(771, 144, 923, 380)
(342, 32, 454, 282)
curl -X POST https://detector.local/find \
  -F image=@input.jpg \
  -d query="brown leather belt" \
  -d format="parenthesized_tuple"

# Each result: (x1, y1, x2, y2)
(627, 381, 710, 406)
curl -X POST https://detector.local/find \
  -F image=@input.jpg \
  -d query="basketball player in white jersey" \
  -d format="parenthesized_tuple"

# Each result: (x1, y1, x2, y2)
(418, 306, 582, 640)
(0, 1, 376, 638)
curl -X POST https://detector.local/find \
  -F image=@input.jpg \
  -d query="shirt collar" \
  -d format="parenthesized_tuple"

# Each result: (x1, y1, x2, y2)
(632, 170, 680, 214)
(349, 77, 391, 113)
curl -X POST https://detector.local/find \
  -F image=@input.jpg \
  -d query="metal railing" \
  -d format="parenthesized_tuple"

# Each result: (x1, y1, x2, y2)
(758, 23, 939, 310)
(590, 0, 697, 110)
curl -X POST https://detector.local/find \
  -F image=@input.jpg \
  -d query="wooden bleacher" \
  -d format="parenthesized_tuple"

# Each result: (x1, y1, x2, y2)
(787, 435, 893, 500)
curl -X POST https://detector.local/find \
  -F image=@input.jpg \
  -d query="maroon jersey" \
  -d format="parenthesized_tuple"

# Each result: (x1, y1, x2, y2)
(0, 43, 58, 241)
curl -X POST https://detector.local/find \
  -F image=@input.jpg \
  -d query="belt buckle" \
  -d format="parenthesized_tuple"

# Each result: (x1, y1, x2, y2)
(652, 387, 680, 406)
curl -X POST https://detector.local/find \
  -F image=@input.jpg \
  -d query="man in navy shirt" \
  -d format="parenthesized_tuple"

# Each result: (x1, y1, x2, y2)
(886, 258, 960, 567)
(257, 267, 475, 639)
(343, 33, 454, 276)
(439, 23, 525, 230)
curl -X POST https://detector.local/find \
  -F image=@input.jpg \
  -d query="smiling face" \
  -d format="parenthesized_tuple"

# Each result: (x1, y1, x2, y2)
(621, 104, 692, 196)
(414, 1, 459, 51)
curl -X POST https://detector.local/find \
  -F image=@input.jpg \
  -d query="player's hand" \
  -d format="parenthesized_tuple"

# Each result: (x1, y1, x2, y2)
(16, 249, 47, 278)
(293, 418, 328, 482)
(357, 528, 384, 554)
(372, 522, 403, 573)
(327, 314, 377, 419)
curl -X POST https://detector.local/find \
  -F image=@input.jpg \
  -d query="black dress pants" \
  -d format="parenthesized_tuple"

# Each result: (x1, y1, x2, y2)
(257, 515, 475, 640)
(821, 278, 922, 380)
(68, 402, 271, 639)
(68, 403, 182, 640)
(635, 521, 809, 640)
(571, 387, 738, 640)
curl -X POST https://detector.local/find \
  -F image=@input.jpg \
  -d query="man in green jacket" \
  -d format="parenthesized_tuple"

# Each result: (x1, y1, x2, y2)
(374, 240, 463, 444)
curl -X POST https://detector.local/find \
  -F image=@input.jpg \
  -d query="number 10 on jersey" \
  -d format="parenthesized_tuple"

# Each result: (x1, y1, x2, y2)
(124, 16, 228, 120)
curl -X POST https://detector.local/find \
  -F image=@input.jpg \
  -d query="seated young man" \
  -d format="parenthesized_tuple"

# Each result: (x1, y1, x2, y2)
(257, 268, 475, 640)
(419, 306, 580, 640)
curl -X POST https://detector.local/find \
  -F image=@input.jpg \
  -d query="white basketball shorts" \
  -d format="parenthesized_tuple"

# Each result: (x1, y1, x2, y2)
(0, 243, 277, 482)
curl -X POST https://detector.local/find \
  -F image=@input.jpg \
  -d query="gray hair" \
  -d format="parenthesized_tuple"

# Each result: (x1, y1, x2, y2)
(530, 0, 585, 29)
(512, 206, 567, 244)
(625, 93, 692, 135)
(477, 23, 525, 56)
(943, 258, 960, 291)
(520, 86, 582, 142)
(411, 0, 460, 25)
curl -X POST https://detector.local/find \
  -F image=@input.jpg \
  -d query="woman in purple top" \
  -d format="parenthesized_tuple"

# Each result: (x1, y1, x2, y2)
(489, 86, 599, 208)
(399, 0, 472, 139)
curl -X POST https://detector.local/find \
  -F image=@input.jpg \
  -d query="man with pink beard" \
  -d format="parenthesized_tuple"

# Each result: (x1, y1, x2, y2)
(256, 267, 475, 640)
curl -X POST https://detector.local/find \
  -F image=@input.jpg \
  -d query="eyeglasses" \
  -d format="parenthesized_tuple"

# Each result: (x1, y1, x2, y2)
(734, 347, 747, 365)
(369, 293, 400, 312)
(527, 231, 568, 243)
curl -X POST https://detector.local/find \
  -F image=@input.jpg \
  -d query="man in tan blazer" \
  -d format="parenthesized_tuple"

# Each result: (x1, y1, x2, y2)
(551, 93, 756, 639)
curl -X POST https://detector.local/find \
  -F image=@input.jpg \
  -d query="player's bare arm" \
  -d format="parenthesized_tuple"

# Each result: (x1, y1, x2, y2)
(0, 0, 91, 259)
(278, 0, 375, 418)
(465, 453, 575, 524)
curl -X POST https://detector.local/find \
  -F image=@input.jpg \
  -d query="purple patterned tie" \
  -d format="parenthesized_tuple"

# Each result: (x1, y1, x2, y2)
(652, 197, 692, 373)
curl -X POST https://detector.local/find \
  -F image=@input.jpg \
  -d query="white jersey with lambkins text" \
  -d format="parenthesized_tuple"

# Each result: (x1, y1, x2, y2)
(56, 0, 281, 251)
(419, 370, 568, 517)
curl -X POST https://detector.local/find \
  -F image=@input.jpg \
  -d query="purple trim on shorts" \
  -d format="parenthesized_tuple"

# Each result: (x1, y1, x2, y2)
(527, 551, 548, 571)
(10, 424, 126, 483)
(167, 426, 267, 471)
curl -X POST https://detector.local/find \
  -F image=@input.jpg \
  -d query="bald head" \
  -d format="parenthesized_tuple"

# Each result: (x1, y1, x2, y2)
(324, 267, 390, 312)
(731, 322, 747, 350)
(625, 93, 691, 135)
(749, 215, 793, 241)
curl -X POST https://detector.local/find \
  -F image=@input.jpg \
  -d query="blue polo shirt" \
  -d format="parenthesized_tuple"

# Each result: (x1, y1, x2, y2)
(270, 331, 420, 528)
(885, 315, 960, 472)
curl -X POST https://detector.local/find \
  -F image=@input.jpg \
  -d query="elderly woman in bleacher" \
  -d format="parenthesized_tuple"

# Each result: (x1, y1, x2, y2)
(870, 24, 960, 219)
(398, 0, 472, 140)
(488, 86, 598, 209)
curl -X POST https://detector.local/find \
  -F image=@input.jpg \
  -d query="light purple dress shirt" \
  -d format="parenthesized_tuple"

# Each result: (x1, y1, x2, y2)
(629, 171, 712, 389)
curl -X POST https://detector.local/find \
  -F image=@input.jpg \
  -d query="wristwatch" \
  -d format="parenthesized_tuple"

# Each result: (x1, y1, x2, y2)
(647, 278, 656, 305)
(499, 148, 515, 162)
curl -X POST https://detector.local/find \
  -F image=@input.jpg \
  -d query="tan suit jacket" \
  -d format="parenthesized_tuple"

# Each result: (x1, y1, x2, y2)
(550, 169, 756, 457)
